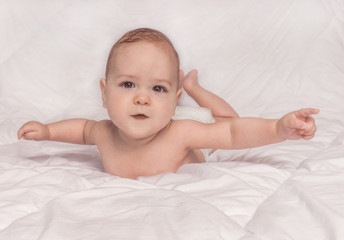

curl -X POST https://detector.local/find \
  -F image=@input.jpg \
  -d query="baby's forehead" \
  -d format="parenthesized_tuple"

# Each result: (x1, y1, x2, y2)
(115, 41, 176, 61)
(105, 28, 180, 79)
(108, 41, 179, 75)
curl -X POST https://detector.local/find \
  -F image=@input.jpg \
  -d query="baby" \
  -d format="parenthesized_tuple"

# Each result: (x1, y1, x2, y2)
(18, 28, 319, 179)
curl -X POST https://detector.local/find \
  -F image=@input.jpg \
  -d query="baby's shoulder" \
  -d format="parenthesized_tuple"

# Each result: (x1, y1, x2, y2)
(94, 120, 118, 133)
(96, 119, 114, 127)
(88, 120, 116, 138)
(170, 119, 205, 133)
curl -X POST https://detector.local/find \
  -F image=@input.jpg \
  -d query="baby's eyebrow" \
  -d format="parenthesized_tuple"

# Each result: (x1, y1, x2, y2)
(155, 78, 172, 87)
(116, 74, 137, 80)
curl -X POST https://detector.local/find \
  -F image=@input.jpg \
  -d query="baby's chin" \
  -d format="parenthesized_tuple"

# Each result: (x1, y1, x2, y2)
(118, 130, 159, 144)
(116, 124, 162, 141)
(113, 114, 174, 141)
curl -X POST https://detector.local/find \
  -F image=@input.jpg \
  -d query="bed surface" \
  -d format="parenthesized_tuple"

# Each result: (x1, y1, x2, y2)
(1, 1, 344, 239)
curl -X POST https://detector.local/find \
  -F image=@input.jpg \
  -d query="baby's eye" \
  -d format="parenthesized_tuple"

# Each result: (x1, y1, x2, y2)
(153, 85, 167, 93)
(121, 81, 135, 88)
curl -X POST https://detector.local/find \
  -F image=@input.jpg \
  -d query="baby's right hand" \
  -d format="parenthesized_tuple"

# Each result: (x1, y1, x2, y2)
(17, 121, 50, 141)
(276, 108, 319, 140)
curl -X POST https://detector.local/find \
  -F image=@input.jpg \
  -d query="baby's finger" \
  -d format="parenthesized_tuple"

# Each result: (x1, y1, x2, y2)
(303, 116, 316, 132)
(300, 124, 317, 139)
(302, 134, 315, 140)
(297, 129, 305, 135)
(289, 116, 307, 130)
(305, 115, 316, 126)
(304, 124, 317, 137)
(17, 126, 27, 139)
(17, 124, 35, 139)
(295, 108, 320, 118)
(17, 131, 22, 140)
(21, 130, 39, 140)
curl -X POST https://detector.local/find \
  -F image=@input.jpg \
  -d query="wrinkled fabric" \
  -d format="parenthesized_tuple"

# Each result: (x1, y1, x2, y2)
(1, 0, 344, 239)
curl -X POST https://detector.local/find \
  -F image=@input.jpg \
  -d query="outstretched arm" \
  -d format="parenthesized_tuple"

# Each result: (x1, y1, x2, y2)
(229, 108, 319, 148)
(17, 119, 96, 145)
(184, 108, 319, 150)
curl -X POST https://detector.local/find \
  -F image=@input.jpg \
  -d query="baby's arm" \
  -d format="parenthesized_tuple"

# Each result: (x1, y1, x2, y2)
(17, 119, 97, 145)
(183, 108, 319, 150)
(229, 108, 318, 148)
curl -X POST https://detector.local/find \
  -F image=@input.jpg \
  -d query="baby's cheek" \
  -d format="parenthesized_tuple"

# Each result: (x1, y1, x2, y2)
(106, 107, 121, 123)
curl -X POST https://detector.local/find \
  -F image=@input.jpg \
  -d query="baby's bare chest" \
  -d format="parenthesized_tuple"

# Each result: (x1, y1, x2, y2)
(94, 121, 203, 179)
(97, 140, 204, 179)
(95, 135, 184, 178)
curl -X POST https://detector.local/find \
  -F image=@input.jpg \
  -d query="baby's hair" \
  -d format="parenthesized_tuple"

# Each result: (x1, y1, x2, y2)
(105, 28, 180, 79)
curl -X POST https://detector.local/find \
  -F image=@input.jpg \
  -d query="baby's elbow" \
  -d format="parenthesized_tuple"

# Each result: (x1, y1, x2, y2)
(232, 112, 240, 118)
(83, 120, 96, 145)
(217, 122, 233, 149)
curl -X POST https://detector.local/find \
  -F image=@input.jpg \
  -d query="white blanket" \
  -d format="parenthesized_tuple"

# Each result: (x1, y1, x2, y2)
(1, 1, 344, 239)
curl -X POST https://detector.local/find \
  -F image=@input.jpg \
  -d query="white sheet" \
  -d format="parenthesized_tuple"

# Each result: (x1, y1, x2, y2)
(1, 0, 344, 239)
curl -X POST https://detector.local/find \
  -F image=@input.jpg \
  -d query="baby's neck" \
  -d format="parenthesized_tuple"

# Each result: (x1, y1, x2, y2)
(117, 130, 158, 147)
(116, 122, 172, 148)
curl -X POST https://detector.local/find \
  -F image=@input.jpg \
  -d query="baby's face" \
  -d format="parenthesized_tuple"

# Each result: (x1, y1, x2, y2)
(101, 42, 182, 140)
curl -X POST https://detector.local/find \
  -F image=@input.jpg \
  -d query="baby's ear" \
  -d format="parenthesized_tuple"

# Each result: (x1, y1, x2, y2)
(100, 78, 107, 108)
(177, 88, 183, 101)
(177, 70, 184, 100)
(178, 69, 184, 89)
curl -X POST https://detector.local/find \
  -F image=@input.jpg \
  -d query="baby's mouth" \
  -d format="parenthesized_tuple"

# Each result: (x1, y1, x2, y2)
(131, 114, 149, 120)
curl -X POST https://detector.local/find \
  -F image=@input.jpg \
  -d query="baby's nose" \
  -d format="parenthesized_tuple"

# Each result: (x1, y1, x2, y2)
(134, 91, 150, 105)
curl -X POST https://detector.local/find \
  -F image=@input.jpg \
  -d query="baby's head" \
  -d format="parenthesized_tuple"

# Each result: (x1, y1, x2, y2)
(101, 28, 183, 140)
(105, 28, 181, 88)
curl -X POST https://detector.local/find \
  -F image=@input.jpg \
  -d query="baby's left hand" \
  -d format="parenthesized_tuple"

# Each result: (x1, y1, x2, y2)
(277, 108, 319, 140)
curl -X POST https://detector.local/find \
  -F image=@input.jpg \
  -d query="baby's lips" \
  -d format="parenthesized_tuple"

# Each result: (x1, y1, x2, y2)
(131, 114, 149, 120)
